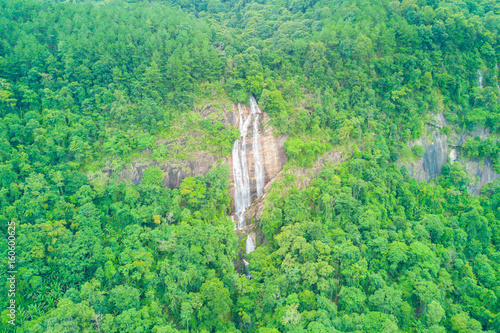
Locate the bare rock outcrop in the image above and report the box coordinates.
[120,154,222,188]
[240,149,344,232]
[465,157,500,195]
[406,131,448,182]
[405,113,499,195]
[107,101,287,203]
[228,103,287,209]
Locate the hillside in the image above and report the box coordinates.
[1,0,500,332]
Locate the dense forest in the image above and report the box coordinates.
[1,0,500,332]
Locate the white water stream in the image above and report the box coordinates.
[246,236,256,255]
[232,103,252,230]
[250,96,265,198]
[232,97,265,253]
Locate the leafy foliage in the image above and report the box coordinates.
[1,0,500,332]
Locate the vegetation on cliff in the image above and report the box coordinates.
[1,0,500,332]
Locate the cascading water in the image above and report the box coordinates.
[232,97,266,254]
[250,96,265,197]
[242,259,252,279]
[478,70,484,88]
[246,234,256,254]
[232,103,252,230]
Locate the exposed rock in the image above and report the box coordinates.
[102,166,113,178]
[241,149,344,229]
[106,101,287,207]
[242,169,284,229]
[449,148,458,164]
[294,150,345,190]
[406,112,449,182]
[421,131,448,182]
[465,157,500,195]
[427,112,447,128]
[120,161,150,185]
[461,126,490,143]
[405,113,499,195]
[228,103,288,209]
[119,154,223,188]
[260,113,288,189]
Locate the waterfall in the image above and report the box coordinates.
[232,103,252,230]
[246,234,256,254]
[250,96,265,197]
[478,70,484,88]
[232,97,265,256]
[242,259,252,279]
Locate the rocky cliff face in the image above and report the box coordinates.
[242,150,344,231]
[405,113,499,195]
[465,157,499,195]
[118,153,222,188]
[406,131,448,182]
[108,101,287,205]
[228,103,287,210]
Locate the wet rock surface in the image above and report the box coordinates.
[228,104,287,210]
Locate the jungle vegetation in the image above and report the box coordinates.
[1,0,500,332]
